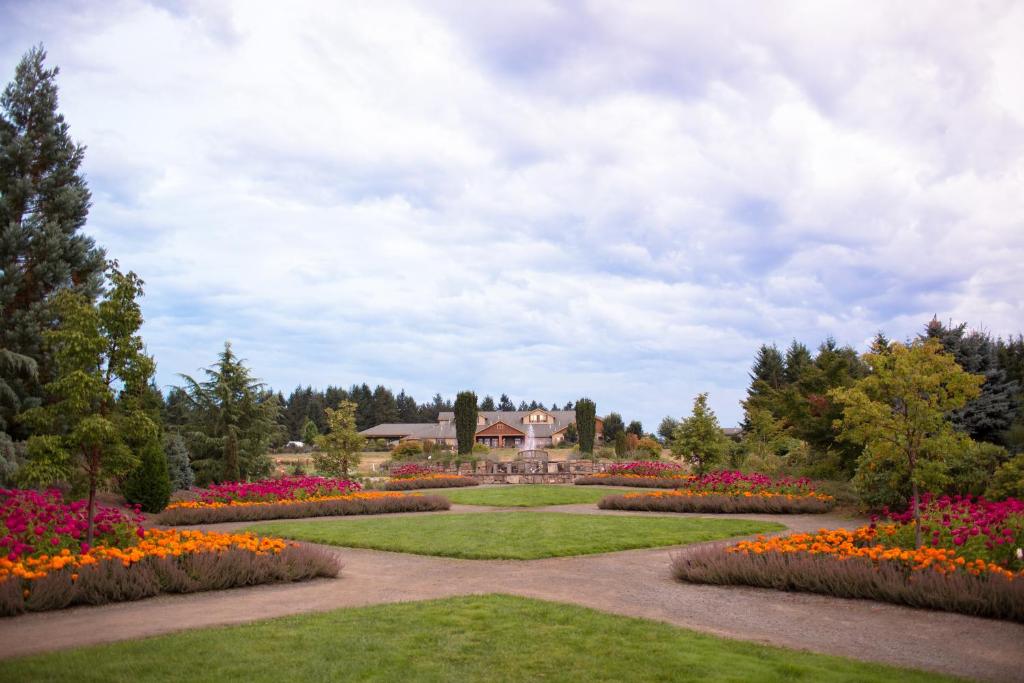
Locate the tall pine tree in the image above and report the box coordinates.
[1,46,106,438]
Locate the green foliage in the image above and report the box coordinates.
[832,339,983,543]
[671,393,729,474]
[16,264,156,544]
[0,46,106,439]
[944,441,1009,497]
[575,398,596,454]
[479,395,495,411]
[453,391,478,455]
[301,418,319,445]
[123,438,171,513]
[625,420,643,437]
[657,416,679,443]
[562,421,578,445]
[613,431,627,458]
[603,412,625,442]
[635,436,662,458]
[163,431,193,490]
[471,442,489,455]
[986,454,1024,500]
[0,432,26,486]
[176,342,280,484]
[313,401,364,478]
[391,440,423,460]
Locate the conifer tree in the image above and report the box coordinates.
[164,431,194,490]
[671,393,729,474]
[123,438,171,513]
[454,390,478,455]
[575,398,596,455]
[0,46,106,437]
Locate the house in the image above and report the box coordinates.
[360,409,604,449]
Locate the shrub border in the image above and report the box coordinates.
[672,542,1024,622]
[383,477,479,491]
[0,543,340,617]
[599,492,835,514]
[158,494,451,525]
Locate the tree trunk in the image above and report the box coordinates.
[911,479,921,549]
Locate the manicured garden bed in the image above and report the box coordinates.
[158,491,450,525]
[246,512,783,560]
[438,484,640,507]
[0,488,338,616]
[673,495,1024,622]
[0,595,957,682]
[382,464,479,490]
[579,467,835,513]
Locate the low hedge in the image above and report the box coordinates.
[0,543,339,617]
[672,542,1024,622]
[158,494,451,525]
[576,476,689,488]
[599,492,835,514]
[383,477,479,491]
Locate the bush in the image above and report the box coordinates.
[158,492,450,525]
[383,476,479,490]
[599,492,834,514]
[946,441,1009,497]
[472,443,490,455]
[122,440,172,513]
[0,543,339,616]
[635,437,662,459]
[0,434,25,487]
[987,455,1024,501]
[672,542,1024,623]
[392,441,423,460]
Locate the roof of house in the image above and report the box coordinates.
[359,423,443,438]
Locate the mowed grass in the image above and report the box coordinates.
[246,512,783,559]
[0,595,960,683]
[437,484,640,507]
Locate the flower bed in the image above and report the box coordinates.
[159,491,451,525]
[584,470,834,513]
[600,489,835,514]
[383,464,479,490]
[672,497,1024,621]
[192,476,362,504]
[0,488,339,616]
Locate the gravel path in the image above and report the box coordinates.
[0,505,1021,682]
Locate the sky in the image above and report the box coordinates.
[2,0,1023,429]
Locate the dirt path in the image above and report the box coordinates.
[0,506,1021,682]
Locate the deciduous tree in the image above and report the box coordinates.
[313,402,364,478]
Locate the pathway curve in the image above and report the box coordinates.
[0,505,1021,682]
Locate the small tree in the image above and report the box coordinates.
[671,393,729,474]
[123,438,171,513]
[831,339,983,548]
[603,412,625,442]
[453,391,478,455]
[626,420,643,437]
[615,432,630,458]
[563,422,578,445]
[657,416,679,443]
[301,418,319,445]
[164,431,194,490]
[17,264,156,546]
[313,401,364,478]
[575,398,596,455]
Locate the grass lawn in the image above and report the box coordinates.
[246,512,783,559]
[437,484,640,507]
[0,595,958,682]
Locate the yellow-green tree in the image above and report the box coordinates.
[18,264,158,545]
[671,393,729,474]
[313,401,364,478]
[830,339,983,547]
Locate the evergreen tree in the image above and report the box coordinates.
[123,438,171,513]
[479,395,496,411]
[614,431,627,458]
[626,420,643,437]
[657,416,679,443]
[177,342,279,484]
[563,422,578,445]
[498,394,515,411]
[370,385,399,425]
[563,401,574,410]
[603,412,625,442]
[575,398,596,455]
[454,390,478,455]
[164,431,193,490]
[395,389,420,421]
[301,417,319,444]
[783,341,813,384]
[518,400,529,410]
[0,46,106,438]
[671,393,729,474]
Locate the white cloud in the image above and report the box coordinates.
[2,0,1022,427]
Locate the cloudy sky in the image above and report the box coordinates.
[3,1,1023,428]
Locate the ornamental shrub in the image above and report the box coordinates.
[987,455,1024,501]
[392,441,423,460]
[123,439,172,513]
[472,443,490,455]
[635,437,661,459]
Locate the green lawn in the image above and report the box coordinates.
[246,512,782,559]
[0,595,959,682]
[437,484,639,507]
